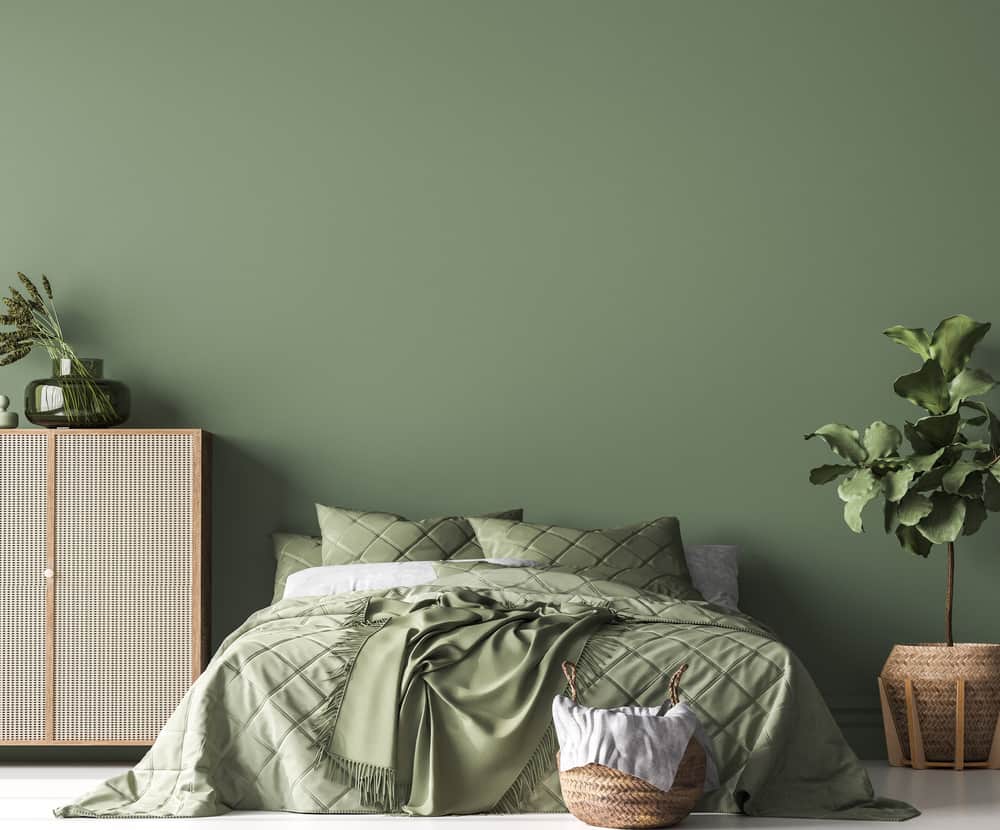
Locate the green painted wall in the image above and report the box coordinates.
[2,0,999,760]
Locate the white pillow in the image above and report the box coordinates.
[282,559,538,599]
[283,553,740,608]
[684,545,740,612]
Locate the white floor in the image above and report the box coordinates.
[1,763,997,828]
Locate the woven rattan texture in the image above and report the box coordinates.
[559,739,706,829]
[882,644,1000,762]
[0,433,48,741]
[54,433,193,742]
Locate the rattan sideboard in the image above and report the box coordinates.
[0,429,210,746]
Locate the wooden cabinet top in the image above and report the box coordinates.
[3,428,210,435]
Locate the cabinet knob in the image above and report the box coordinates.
[43,568,54,579]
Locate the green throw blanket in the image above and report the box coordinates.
[55,563,917,820]
[321,592,610,815]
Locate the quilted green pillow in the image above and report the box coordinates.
[467,516,699,598]
[271,532,323,603]
[316,504,524,568]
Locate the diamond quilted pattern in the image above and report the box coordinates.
[59,570,879,821]
[271,533,323,603]
[317,505,523,566]
[432,561,650,602]
[468,516,697,597]
[272,508,523,601]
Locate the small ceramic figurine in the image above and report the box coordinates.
[0,394,19,428]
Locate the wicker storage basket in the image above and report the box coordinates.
[880,643,1000,768]
[557,662,706,829]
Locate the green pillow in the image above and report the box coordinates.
[315,504,524,568]
[271,532,323,603]
[467,516,698,597]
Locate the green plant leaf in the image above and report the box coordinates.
[838,468,876,499]
[893,360,950,414]
[916,493,967,544]
[884,499,898,533]
[942,460,988,494]
[952,440,991,452]
[962,498,987,535]
[907,447,946,472]
[843,496,876,534]
[897,490,934,526]
[959,470,984,498]
[930,315,991,380]
[809,464,856,484]
[863,421,902,459]
[837,469,880,532]
[805,424,867,464]
[960,399,990,418]
[904,421,935,454]
[949,367,996,403]
[914,467,946,491]
[896,524,933,557]
[882,467,914,502]
[884,325,932,360]
[913,411,961,449]
[957,400,1000,449]
[984,473,1000,511]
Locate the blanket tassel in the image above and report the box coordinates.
[494,637,607,813]
[322,752,401,812]
[493,723,560,814]
[311,603,390,776]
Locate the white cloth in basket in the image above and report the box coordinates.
[552,695,719,794]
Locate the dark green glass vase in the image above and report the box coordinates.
[25,358,131,428]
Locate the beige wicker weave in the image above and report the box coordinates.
[557,661,706,829]
[0,430,210,747]
[880,643,1000,768]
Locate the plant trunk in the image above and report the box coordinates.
[946,541,955,647]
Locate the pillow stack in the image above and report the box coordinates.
[273,504,735,607]
[271,506,521,603]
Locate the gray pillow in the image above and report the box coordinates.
[684,545,740,611]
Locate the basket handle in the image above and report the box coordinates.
[667,663,688,707]
[562,661,689,708]
[562,660,579,701]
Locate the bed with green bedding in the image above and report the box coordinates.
[56,562,917,820]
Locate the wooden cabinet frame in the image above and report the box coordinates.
[0,429,210,746]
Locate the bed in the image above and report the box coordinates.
[56,510,917,821]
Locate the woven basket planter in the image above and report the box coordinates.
[557,663,706,829]
[879,643,1000,769]
[559,740,706,829]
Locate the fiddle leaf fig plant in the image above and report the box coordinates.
[805,315,1000,647]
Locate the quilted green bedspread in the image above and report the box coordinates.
[56,564,917,820]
